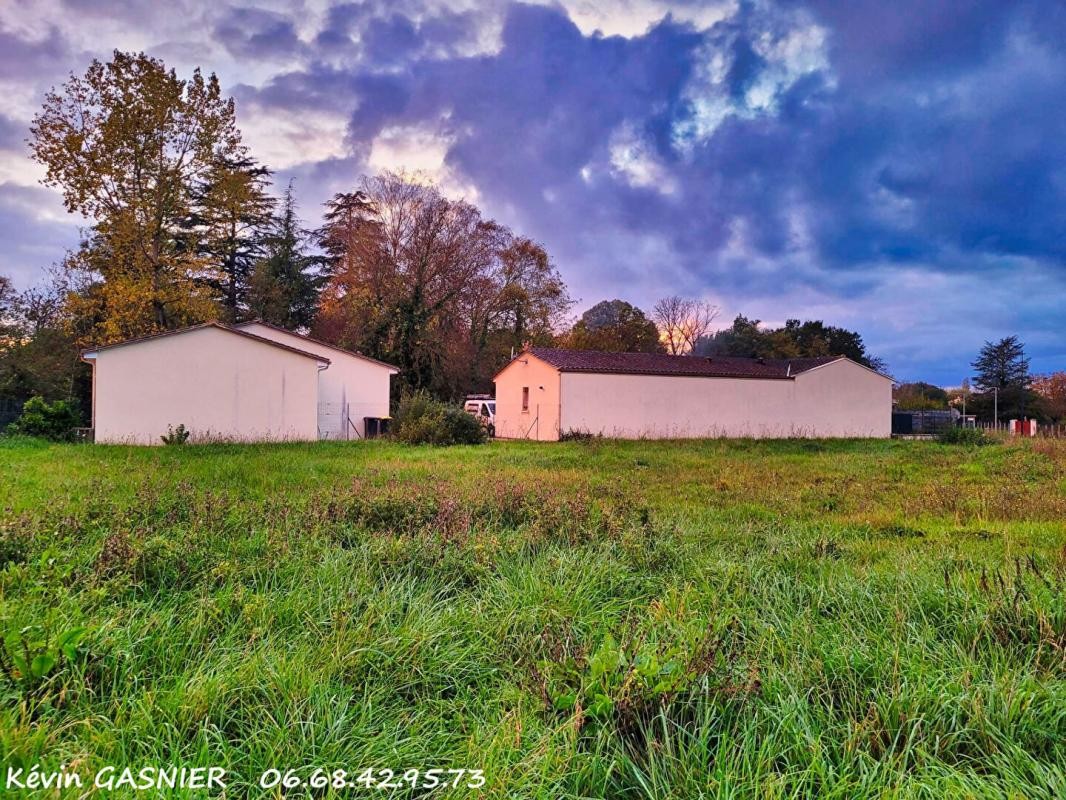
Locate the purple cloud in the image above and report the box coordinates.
[0,0,1063,383]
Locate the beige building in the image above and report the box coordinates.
[233,321,397,439]
[493,348,892,440]
[82,322,397,444]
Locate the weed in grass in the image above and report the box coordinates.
[0,437,1064,798]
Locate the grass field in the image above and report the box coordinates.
[1,436,1064,798]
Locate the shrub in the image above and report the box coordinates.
[7,396,80,441]
[560,428,602,442]
[161,424,191,445]
[392,391,487,446]
[938,425,993,446]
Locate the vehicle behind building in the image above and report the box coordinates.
[464,395,496,436]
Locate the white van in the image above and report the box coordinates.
[463,395,496,436]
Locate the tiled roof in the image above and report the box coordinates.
[523,347,840,379]
[81,322,330,363]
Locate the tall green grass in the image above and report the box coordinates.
[0,436,1063,797]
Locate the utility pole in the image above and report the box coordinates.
[993,386,998,428]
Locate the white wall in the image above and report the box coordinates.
[792,360,892,437]
[493,354,562,440]
[237,323,395,439]
[557,358,891,439]
[90,326,322,444]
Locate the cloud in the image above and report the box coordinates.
[0,113,25,150]
[0,0,1062,383]
[0,183,80,289]
[213,7,305,61]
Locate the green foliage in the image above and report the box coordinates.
[560,299,663,353]
[538,623,730,736]
[559,428,602,442]
[698,314,887,372]
[392,391,487,445]
[181,155,276,321]
[248,182,322,330]
[0,624,87,698]
[160,423,191,445]
[938,425,993,446]
[972,335,1030,392]
[895,381,949,410]
[8,396,80,441]
[0,280,92,414]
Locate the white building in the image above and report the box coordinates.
[493,347,892,440]
[233,321,397,439]
[82,322,397,444]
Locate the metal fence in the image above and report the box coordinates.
[976,421,1066,438]
[891,410,957,435]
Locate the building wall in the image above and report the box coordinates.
[239,323,394,439]
[555,358,891,440]
[493,354,561,440]
[91,326,322,444]
[792,360,892,437]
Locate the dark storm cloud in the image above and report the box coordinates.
[2,0,1063,381]
[0,25,74,79]
[213,7,305,60]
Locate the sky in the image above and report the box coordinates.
[0,0,1064,384]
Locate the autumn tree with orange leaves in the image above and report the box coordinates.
[29,51,247,344]
[314,173,570,397]
[1032,372,1066,422]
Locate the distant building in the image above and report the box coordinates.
[82,322,397,444]
[493,347,892,440]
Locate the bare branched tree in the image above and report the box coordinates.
[652,295,720,355]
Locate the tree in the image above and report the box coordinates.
[971,336,1030,392]
[314,172,570,396]
[1031,372,1066,423]
[458,234,571,394]
[0,275,16,346]
[652,296,719,355]
[695,315,886,372]
[894,382,949,411]
[183,155,275,321]
[558,300,663,353]
[695,315,772,358]
[971,336,1032,421]
[781,319,886,372]
[314,188,388,354]
[29,51,245,343]
[0,275,90,420]
[248,183,322,330]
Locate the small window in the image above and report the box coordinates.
[521,387,529,412]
